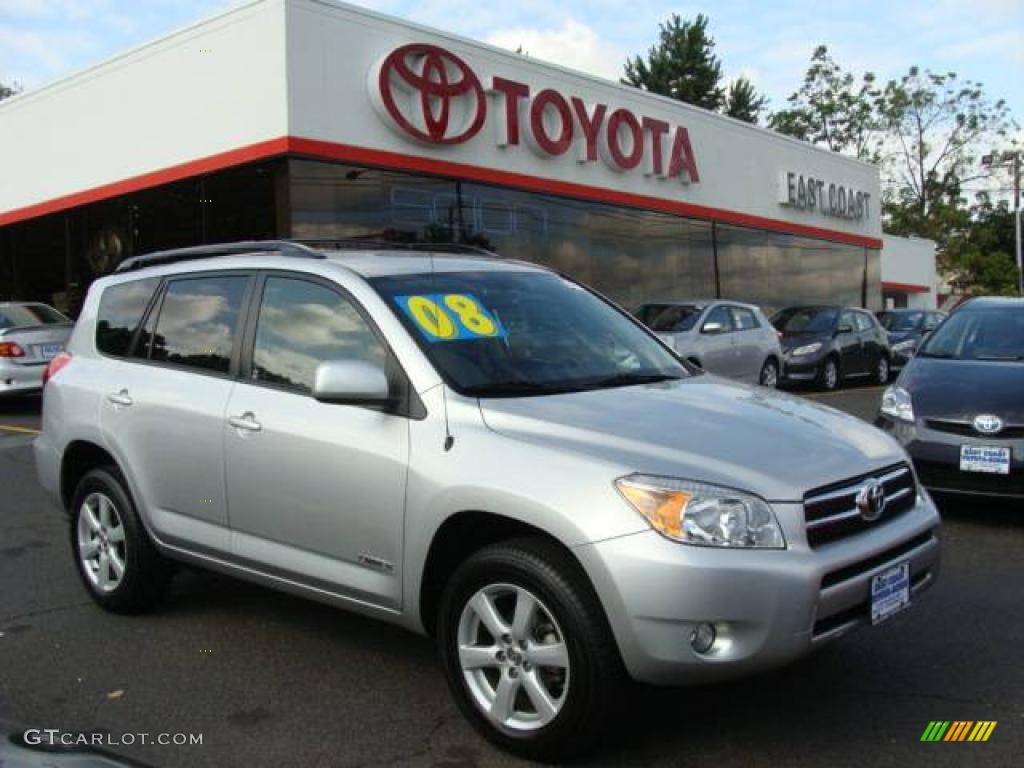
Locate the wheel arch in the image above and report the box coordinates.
[61,440,120,512]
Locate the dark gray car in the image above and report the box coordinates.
[633,300,783,387]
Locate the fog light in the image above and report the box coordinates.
[689,622,716,654]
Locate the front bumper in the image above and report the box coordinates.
[877,416,1024,499]
[0,360,45,395]
[574,496,940,685]
[781,350,827,381]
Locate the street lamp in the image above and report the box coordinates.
[981,151,1022,297]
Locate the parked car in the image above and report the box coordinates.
[0,302,73,396]
[773,305,892,390]
[876,309,946,370]
[877,297,1023,501]
[633,300,783,387]
[35,241,941,761]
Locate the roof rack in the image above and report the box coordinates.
[114,238,500,273]
[114,241,324,273]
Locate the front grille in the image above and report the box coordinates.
[804,464,916,548]
[915,460,1024,496]
[925,419,1024,440]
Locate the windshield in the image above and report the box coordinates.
[371,270,688,396]
[634,304,702,332]
[919,307,1024,361]
[878,311,923,332]
[771,307,838,335]
[0,303,69,330]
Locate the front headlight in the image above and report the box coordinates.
[615,474,786,548]
[880,385,915,422]
[891,339,916,353]
[791,341,823,356]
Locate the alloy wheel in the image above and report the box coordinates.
[77,492,127,593]
[457,584,571,732]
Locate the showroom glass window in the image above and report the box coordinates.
[251,277,386,394]
[149,275,249,374]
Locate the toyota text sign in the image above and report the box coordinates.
[371,44,700,184]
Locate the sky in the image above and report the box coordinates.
[1,0,1021,122]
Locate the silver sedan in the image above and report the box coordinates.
[634,299,784,387]
[0,302,73,395]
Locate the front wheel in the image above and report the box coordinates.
[819,357,840,391]
[437,538,624,762]
[759,358,779,388]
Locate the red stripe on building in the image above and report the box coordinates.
[882,281,931,294]
[0,135,885,250]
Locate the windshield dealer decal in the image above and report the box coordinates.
[395,293,507,342]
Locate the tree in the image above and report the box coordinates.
[878,67,1012,225]
[941,193,1020,295]
[724,77,768,124]
[624,14,725,112]
[0,80,21,102]
[769,46,883,161]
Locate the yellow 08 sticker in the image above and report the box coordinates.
[395,293,506,343]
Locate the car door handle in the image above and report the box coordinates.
[228,412,262,432]
[106,389,133,407]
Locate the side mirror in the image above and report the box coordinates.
[313,360,394,405]
[701,321,725,335]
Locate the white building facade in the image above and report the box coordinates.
[0,0,885,316]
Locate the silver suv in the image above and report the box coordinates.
[35,241,941,761]
[633,300,783,387]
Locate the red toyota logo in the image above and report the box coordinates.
[376,44,486,145]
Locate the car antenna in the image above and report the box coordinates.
[429,245,455,452]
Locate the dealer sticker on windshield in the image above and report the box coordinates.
[395,293,507,343]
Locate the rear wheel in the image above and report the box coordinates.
[437,538,624,762]
[70,467,171,613]
[819,357,840,391]
[759,358,779,388]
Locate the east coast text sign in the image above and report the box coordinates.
[777,171,871,222]
[369,44,701,184]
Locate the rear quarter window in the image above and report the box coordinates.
[96,278,161,357]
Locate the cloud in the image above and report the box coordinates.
[486,18,627,82]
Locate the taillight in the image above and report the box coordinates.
[0,341,25,358]
[43,352,72,386]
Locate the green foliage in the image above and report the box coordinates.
[941,194,1021,296]
[724,77,768,125]
[623,14,766,124]
[768,45,883,161]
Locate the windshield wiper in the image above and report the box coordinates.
[463,381,585,397]
[578,372,683,391]
[973,354,1024,361]
[916,351,956,359]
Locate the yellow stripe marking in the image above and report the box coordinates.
[981,721,997,741]
[0,424,40,435]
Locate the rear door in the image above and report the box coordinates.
[99,272,253,555]
[223,273,410,609]
[728,306,763,382]
[855,310,885,365]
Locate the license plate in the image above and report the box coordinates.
[871,561,910,625]
[960,445,1011,475]
[39,343,64,360]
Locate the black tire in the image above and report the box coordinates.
[818,356,840,391]
[69,466,171,613]
[437,537,625,762]
[875,354,890,384]
[759,358,779,388]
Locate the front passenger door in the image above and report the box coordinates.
[696,305,737,376]
[224,274,410,610]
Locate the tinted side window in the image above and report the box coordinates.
[149,275,249,374]
[924,313,941,330]
[839,310,856,332]
[252,277,386,394]
[95,278,161,357]
[854,312,873,332]
[703,305,735,333]
[730,307,760,330]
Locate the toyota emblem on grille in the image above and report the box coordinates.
[973,414,1004,435]
[855,480,886,522]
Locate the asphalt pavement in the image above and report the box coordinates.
[0,386,1021,768]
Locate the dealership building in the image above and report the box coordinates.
[0,0,935,316]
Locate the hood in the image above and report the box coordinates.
[901,358,1024,422]
[478,376,905,501]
